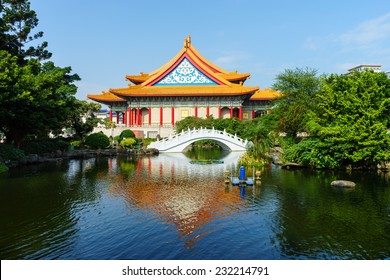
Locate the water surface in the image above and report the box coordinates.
[0,152,389,259]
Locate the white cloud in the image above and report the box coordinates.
[339,12,390,47]
[304,12,390,52]
[334,62,359,73]
[214,51,250,69]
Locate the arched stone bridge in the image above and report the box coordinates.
[148,127,251,153]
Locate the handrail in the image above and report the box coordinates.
[149,127,248,152]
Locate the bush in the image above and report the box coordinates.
[120,129,135,139]
[85,133,110,149]
[21,138,69,154]
[0,162,8,173]
[120,138,136,149]
[0,144,26,160]
[283,137,339,168]
[70,140,81,147]
[142,138,156,147]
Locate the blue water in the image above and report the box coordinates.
[0,153,389,259]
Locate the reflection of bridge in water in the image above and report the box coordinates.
[148,127,250,153]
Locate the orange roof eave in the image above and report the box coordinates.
[87,91,127,103]
[250,88,283,100]
[220,73,250,82]
[110,85,259,97]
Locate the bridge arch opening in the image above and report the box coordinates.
[182,139,231,152]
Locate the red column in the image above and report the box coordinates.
[171,107,175,126]
[218,106,221,118]
[148,107,151,125]
[123,111,127,125]
[160,107,163,126]
[206,106,210,117]
[109,110,113,122]
[137,107,141,126]
[127,107,131,126]
[252,110,256,119]
[116,112,119,124]
[230,106,233,118]
[195,106,198,118]
[239,106,242,120]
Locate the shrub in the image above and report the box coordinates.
[21,138,69,154]
[120,129,135,139]
[0,162,8,173]
[142,138,156,147]
[85,133,110,149]
[70,140,81,147]
[283,137,339,168]
[120,138,136,149]
[0,144,26,160]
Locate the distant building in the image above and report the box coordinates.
[348,64,382,74]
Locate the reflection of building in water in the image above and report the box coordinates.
[109,154,252,248]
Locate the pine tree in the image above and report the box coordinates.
[0,0,51,62]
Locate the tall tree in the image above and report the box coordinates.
[0,50,80,146]
[0,0,51,62]
[308,70,390,168]
[64,100,102,140]
[272,67,321,137]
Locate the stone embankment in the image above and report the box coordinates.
[6,148,159,168]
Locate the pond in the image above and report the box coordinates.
[0,151,389,259]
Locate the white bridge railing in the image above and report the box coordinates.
[148,127,250,153]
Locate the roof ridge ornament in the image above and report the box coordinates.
[184,35,191,49]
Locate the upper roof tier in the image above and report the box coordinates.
[108,36,258,98]
[126,35,251,85]
[88,36,260,102]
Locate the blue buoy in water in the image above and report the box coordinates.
[239,166,246,180]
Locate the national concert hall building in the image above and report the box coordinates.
[87,36,281,138]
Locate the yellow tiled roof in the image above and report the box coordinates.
[89,36,259,101]
[88,91,126,102]
[110,84,259,97]
[250,88,283,100]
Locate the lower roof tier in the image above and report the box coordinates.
[110,84,259,97]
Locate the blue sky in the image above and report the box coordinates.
[30,0,390,101]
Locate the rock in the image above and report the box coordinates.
[27,154,39,163]
[281,162,306,169]
[331,180,356,188]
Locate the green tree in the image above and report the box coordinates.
[272,67,321,137]
[85,132,109,149]
[119,129,135,139]
[298,70,390,168]
[175,116,207,133]
[242,114,278,160]
[0,0,51,62]
[65,100,101,140]
[0,50,80,146]
[120,138,136,149]
[175,116,245,137]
